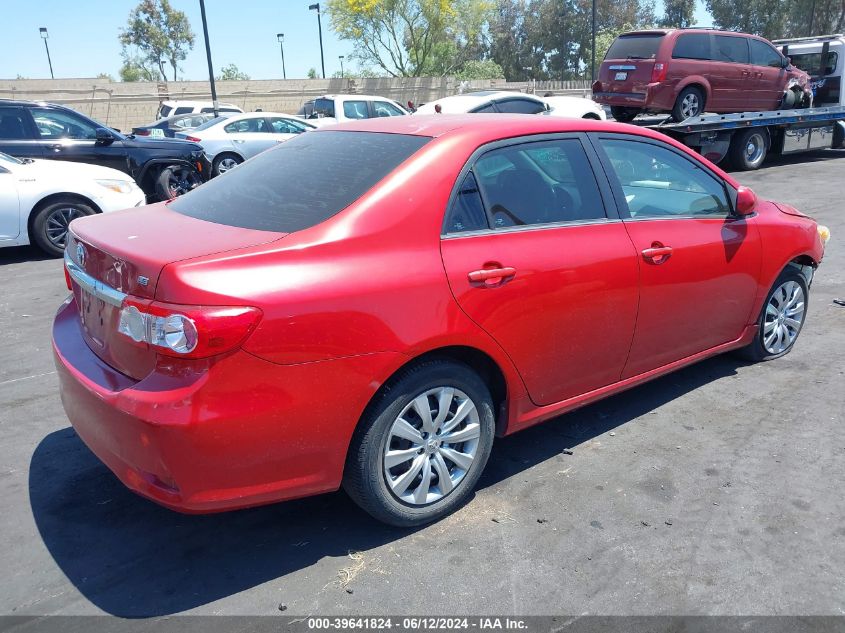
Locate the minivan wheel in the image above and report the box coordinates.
[610,106,640,122]
[343,359,495,527]
[735,268,808,362]
[31,198,96,257]
[729,128,768,171]
[672,87,704,121]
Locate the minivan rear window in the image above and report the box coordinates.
[605,34,664,60]
[168,131,431,232]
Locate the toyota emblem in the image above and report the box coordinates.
[76,243,87,269]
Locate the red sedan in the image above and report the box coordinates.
[53,115,827,526]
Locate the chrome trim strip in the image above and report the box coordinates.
[608,65,637,70]
[64,251,127,308]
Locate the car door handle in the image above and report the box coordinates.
[232,139,245,144]
[641,244,673,264]
[468,266,516,285]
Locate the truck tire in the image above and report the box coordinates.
[729,128,769,171]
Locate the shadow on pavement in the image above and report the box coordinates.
[29,354,743,617]
[0,245,55,265]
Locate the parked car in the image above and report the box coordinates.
[131,112,216,139]
[156,100,243,119]
[0,100,210,201]
[175,112,315,176]
[297,94,409,125]
[0,151,144,256]
[54,115,827,527]
[414,90,607,119]
[593,29,813,121]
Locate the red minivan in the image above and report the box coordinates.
[593,29,812,122]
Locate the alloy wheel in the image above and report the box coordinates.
[763,280,805,354]
[217,157,239,173]
[681,93,700,119]
[45,206,85,249]
[383,387,481,506]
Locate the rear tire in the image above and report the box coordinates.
[735,268,809,362]
[343,359,495,527]
[610,106,639,122]
[671,86,705,121]
[31,198,96,257]
[154,165,202,201]
[728,128,768,171]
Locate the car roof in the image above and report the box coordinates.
[322,114,740,186]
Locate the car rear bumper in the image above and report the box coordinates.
[52,296,403,513]
[593,83,676,111]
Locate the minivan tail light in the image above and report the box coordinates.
[117,298,262,359]
[651,62,668,83]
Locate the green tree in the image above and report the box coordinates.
[455,58,505,79]
[326,0,495,77]
[307,67,319,79]
[659,0,695,27]
[119,0,195,82]
[118,50,160,82]
[707,0,844,38]
[216,63,250,81]
[96,72,115,81]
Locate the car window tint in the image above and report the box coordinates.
[672,33,711,60]
[0,107,32,140]
[599,138,730,219]
[373,101,405,117]
[343,101,371,119]
[470,103,498,113]
[159,105,173,117]
[749,39,783,68]
[789,51,838,75]
[169,131,431,232]
[313,98,335,118]
[495,98,546,114]
[224,117,269,133]
[446,172,488,233]
[714,35,749,64]
[605,34,664,60]
[269,117,307,133]
[474,139,605,227]
[173,107,194,115]
[30,108,98,140]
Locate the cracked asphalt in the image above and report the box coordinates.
[1,149,843,620]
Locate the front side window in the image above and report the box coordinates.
[269,117,308,134]
[343,101,371,119]
[749,39,783,68]
[373,101,405,117]
[495,98,546,114]
[713,35,750,64]
[224,117,269,133]
[0,107,32,140]
[30,108,98,140]
[472,139,605,228]
[673,33,711,60]
[169,131,430,232]
[599,138,730,219]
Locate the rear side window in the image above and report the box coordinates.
[605,34,664,60]
[173,106,194,115]
[714,35,749,64]
[169,131,430,232]
[673,33,711,60]
[224,117,269,133]
[749,39,783,67]
[446,172,488,233]
[0,106,32,140]
[470,103,498,113]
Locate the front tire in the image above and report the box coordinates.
[154,165,203,201]
[736,268,809,362]
[31,198,96,257]
[343,360,495,527]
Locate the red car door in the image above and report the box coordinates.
[440,136,639,406]
[592,134,762,378]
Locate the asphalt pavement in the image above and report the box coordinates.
[1,150,843,620]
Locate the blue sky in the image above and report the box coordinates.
[2,0,713,81]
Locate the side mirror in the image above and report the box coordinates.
[735,185,758,215]
[781,56,790,69]
[95,127,115,144]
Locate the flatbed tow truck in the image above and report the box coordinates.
[642,34,845,170]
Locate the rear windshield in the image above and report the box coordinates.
[313,98,336,118]
[789,51,839,75]
[605,34,664,60]
[168,131,431,232]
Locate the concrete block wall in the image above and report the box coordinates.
[0,77,592,131]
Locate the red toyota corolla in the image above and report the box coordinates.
[53,115,827,526]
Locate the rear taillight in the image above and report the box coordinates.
[185,136,202,142]
[116,298,262,359]
[134,129,151,136]
[651,62,668,83]
[64,262,72,291]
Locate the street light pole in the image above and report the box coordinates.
[39,28,54,79]
[590,0,597,82]
[277,33,287,79]
[339,55,344,79]
[198,0,219,117]
[309,3,326,79]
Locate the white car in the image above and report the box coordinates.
[156,100,244,119]
[414,91,607,120]
[0,152,145,256]
[296,94,409,126]
[175,112,315,176]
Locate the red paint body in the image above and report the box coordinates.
[53,115,825,512]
